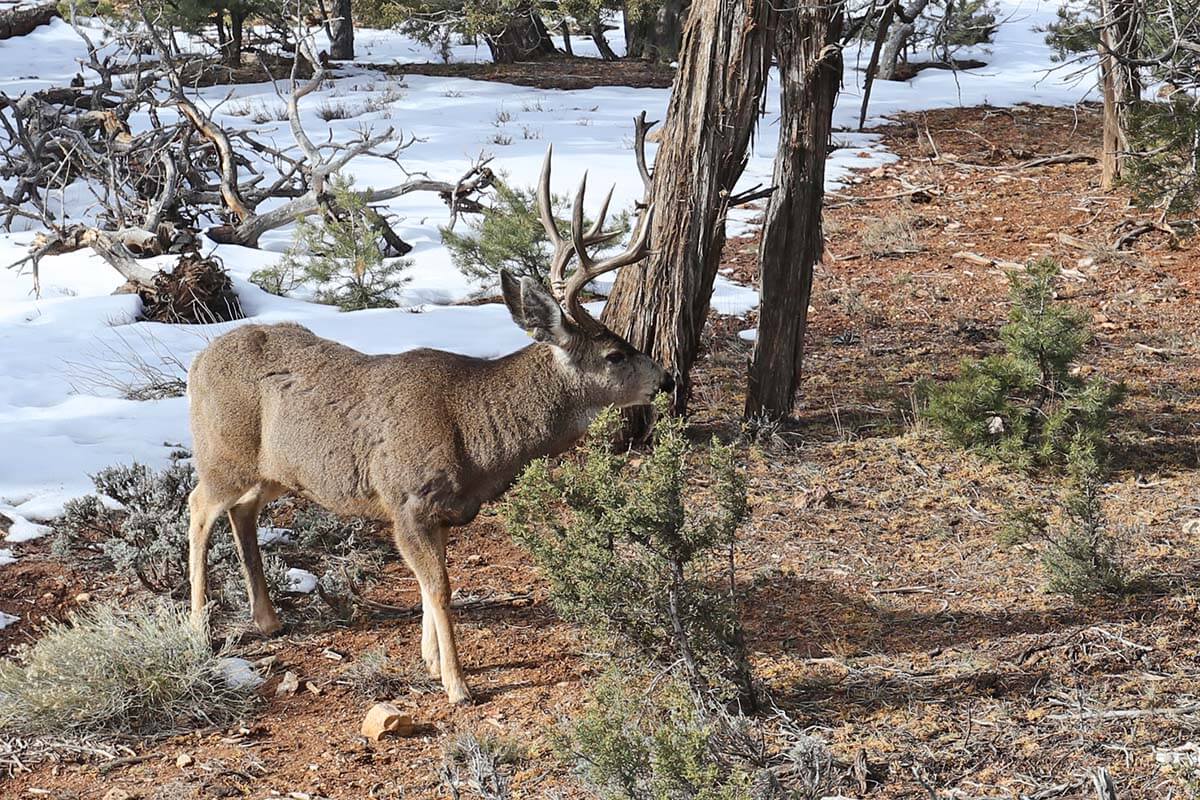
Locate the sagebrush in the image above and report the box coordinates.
[0,602,251,737]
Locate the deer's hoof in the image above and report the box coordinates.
[447,685,474,706]
[254,615,283,637]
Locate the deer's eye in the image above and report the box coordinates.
[605,352,627,365]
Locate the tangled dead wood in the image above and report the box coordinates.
[0,5,494,312]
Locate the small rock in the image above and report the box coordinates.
[1184,519,1200,536]
[987,415,1005,435]
[360,703,414,741]
[74,592,91,603]
[276,670,300,696]
[102,789,136,800]
[175,752,194,768]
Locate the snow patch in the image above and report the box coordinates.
[215,657,265,690]
[257,526,294,546]
[285,568,319,594]
[0,549,15,567]
[0,612,18,630]
[1,506,51,542]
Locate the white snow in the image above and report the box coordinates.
[0,2,1097,529]
[0,548,15,567]
[257,526,294,546]
[215,656,266,690]
[0,612,18,630]
[284,568,319,594]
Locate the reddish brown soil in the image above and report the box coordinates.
[4,103,1199,800]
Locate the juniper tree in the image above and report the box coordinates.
[503,395,751,700]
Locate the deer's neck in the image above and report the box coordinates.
[456,344,598,494]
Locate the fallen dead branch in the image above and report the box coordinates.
[1017,152,1098,169]
[1111,219,1178,250]
[953,250,1026,272]
[1047,702,1200,721]
[827,185,938,206]
[355,593,534,619]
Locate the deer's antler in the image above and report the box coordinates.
[536,145,655,334]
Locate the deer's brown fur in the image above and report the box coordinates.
[186,149,669,703]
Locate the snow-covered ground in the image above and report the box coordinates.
[0,2,1096,560]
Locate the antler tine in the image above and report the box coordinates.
[539,145,575,303]
[564,168,656,331]
[584,184,615,240]
[633,110,659,197]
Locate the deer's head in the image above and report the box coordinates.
[500,147,673,409]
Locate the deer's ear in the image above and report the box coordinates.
[500,270,569,345]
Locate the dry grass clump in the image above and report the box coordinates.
[440,732,524,800]
[337,645,413,699]
[860,209,921,256]
[0,601,252,737]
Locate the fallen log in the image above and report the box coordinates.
[0,1,59,40]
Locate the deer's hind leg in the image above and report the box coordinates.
[227,483,286,635]
[188,479,236,632]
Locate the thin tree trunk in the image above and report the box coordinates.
[1098,0,1141,189]
[876,0,931,80]
[601,0,776,423]
[590,17,618,60]
[745,4,844,420]
[328,0,354,60]
[486,9,557,63]
[624,4,651,59]
[226,9,245,68]
[560,19,573,56]
[623,0,685,62]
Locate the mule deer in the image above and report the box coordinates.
[186,147,670,703]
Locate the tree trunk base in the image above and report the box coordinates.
[127,254,244,324]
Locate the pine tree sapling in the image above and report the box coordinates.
[503,396,750,698]
[269,175,411,311]
[1042,441,1138,599]
[442,178,628,286]
[925,259,1124,469]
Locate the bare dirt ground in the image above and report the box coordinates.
[3,102,1199,799]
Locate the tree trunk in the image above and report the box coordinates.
[601,0,776,421]
[226,9,245,68]
[623,0,685,62]
[876,0,931,80]
[590,17,618,60]
[745,4,844,420]
[1098,0,1141,189]
[560,19,573,56]
[328,0,354,60]
[486,9,558,63]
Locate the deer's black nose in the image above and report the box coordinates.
[660,374,676,394]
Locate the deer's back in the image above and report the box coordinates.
[188,323,477,520]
